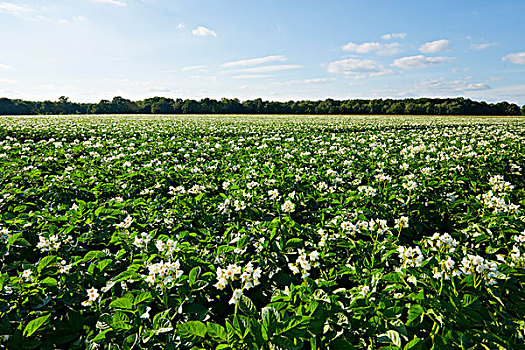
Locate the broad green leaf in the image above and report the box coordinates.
[407,304,424,326]
[110,297,134,310]
[37,255,56,273]
[134,291,152,305]
[404,337,422,349]
[207,322,227,342]
[189,266,200,286]
[239,295,257,317]
[177,321,207,340]
[23,314,51,337]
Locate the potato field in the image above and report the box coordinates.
[1,115,525,349]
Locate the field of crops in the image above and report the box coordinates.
[1,114,525,349]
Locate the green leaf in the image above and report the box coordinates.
[6,232,22,248]
[82,250,106,262]
[238,295,257,317]
[112,270,142,283]
[23,314,51,337]
[153,309,172,332]
[262,307,279,341]
[40,277,57,287]
[407,304,424,326]
[271,335,302,350]
[37,255,56,273]
[189,266,200,287]
[285,238,303,249]
[123,334,138,350]
[134,291,152,305]
[207,322,227,342]
[275,316,308,338]
[92,329,111,343]
[111,311,132,331]
[97,259,112,272]
[384,330,402,347]
[177,321,207,340]
[109,297,134,310]
[404,337,422,349]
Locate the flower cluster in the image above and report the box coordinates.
[289,249,320,278]
[155,238,178,256]
[460,254,500,286]
[394,216,409,229]
[489,175,514,194]
[36,234,72,252]
[116,215,133,229]
[357,186,377,197]
[144,260,183,288]
[133,232,152,250]
[479,191,519,213]
[397,246,424,268]
[281,200,295,213]
[425,232,458,253]
[478,175,520,213]
[432,256,461,280]
[214,262,261,304]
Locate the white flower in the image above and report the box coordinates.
[359,285,370,297]
[281,200,295,213]
[87,287,100,302]
[140,306,151,319]
[229,289,243,304]
[21,269,33,281]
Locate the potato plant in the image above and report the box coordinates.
[0,115,524,349]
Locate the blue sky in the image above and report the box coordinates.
[0,0,524,104]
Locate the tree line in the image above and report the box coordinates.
[0,96,524,116]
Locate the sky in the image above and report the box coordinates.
[0,0,524,105]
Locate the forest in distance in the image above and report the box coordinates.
[0,96,524,116]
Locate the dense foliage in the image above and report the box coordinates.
[0,96,523,116]
[1,115,525,349]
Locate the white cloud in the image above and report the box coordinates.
[303,78,336,84]
[222,55,287,68]
[415,78,491,94]
[272,78,336,86]
[342,42,402,56]
[502,52,525,65]
[182,65,208,72]
[192,26,217,37]
[0,63,11,70]
[327,58,391,77]
[381,33,407,40]
[370,69,394,77]
[232,74,275,79]
[58,16,90,26]
[391,55,454,69]
[0,78,16,84]
[234,64,302,73]
[0,2,33,15]
[464,83,491,91]
[177,23,185,29]
[471,43,497,50]
[90,0,127,7]
[0,2,44,20]
[419,39,451,53]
